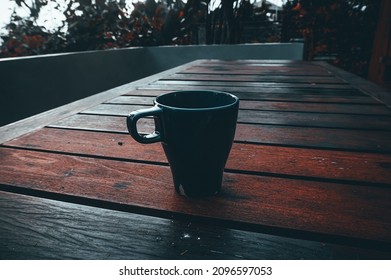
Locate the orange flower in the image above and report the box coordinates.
[292,2,301,11]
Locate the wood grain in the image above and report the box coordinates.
[163,73,346,84]
[80,104,391,130]
[2,191,388,260]
[2,59,391,260]
[138,86,379,104]
[4,128,391,185]
[181,62,332,76]
[106,96,391,115]
[48,114,391,152]
[0,147,390,246]
[151,80,352,89]
[315,61,391,107]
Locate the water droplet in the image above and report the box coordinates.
[181,233,191,239]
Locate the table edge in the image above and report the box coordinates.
[313,61,391,108]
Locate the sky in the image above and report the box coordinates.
[0,0,285,35]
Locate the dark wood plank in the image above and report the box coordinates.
[182,61,332,76]
[4,128,391,186]
[237,110,391,130]
[107,96,391,115]
[80,104,391,130]
[200,59,308,65]
[48,114,391,152]
[316,61,391,107]
[138,85,377,102]
[2,191,388,260]
[50,115,130,133]
[163,73,346,84]
[234,123,391,153]
[198,59,308,65]
[0,148,390,246]
[124,85,383,105]
[152,80,352,89]
[181,65,331,76]
[238,101,390,115]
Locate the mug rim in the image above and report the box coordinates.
[154,90,239,111]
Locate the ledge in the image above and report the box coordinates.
[0,43,304,126]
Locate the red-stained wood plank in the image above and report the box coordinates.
[48,114,391,152]
[237,110,391,130]
[234,123,391,152]
[80,104,391,130]
[106,96,391,115]
[4,128,391,185]
[0,147,390,244]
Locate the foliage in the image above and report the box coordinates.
[205,0,277,44]
[0,0,382,79]
[281,0,381,77]
[0,0,66,57]
[0,0,280,58]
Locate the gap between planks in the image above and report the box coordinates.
[45,114,391,153]
[3,127,391,187]
[0,147,390,249]
[4,190,386,260]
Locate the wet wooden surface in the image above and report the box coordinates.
[0,59,390,259]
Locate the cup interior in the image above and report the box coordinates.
[155,91,238,110]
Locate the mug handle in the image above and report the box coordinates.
[127,106,163,144]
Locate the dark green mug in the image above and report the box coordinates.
[127,90,239,197]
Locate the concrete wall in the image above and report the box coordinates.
[0,43,303,126]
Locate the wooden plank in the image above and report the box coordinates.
[206,59,313,64]
[315,61,391,107]
[183,61,330,74]
[127,88,378,104]
[238,110,391,130]
[48,114,391,152]
[2,191,388,260]
[107,96,391,115]
[0,147,390,245]
[198,59,308,65]
[234,123,391,153]
[139,85,374,100]
[5,128,391,185]
[0,60,201,144]
[163,73,346,84]
[181,66,331,76]
[152,80,352,89]
[80,104,391,130]
[136,85,364,96]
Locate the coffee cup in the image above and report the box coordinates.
[127,90,239,197]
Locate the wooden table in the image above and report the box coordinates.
[1,59,390,259]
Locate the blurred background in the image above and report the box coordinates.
[0,0,388,84]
